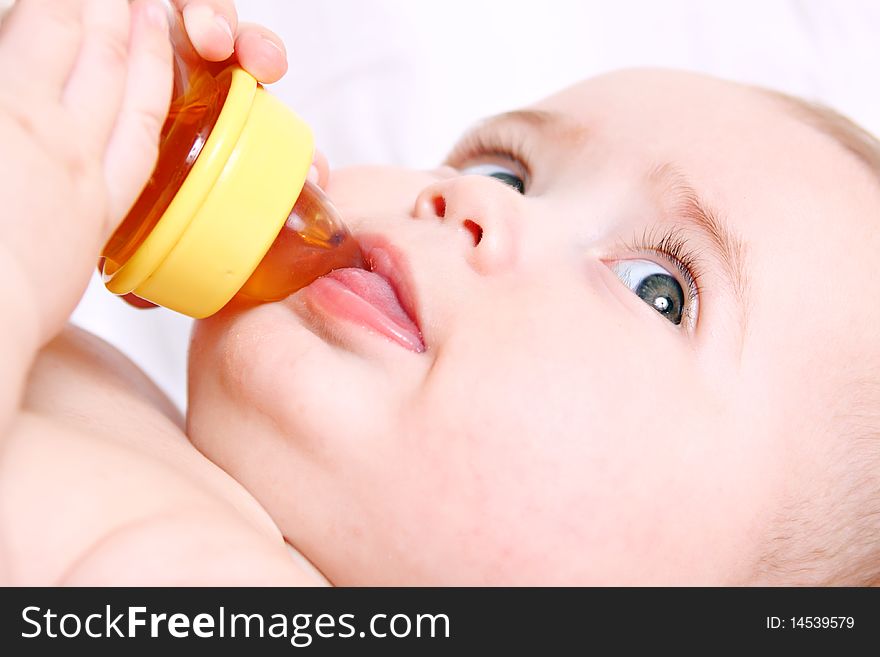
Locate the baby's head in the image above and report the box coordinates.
[187,69,880,585]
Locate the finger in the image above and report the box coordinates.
[103,0,173,227]
[62,0,131,152]
[97,258,158,308]
[120,292,159,309]
[0,0,85,97]
[234,23,287,84]
[174,0,236,61]
[309,149,330,189]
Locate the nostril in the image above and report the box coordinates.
[433,195,446,218]
[462,219,483,246]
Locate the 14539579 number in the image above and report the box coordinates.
[766,616,855,630]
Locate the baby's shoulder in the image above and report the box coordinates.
[3,326,323,585]
[23,323,183,431]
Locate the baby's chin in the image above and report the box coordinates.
[187,299,391,469]
[185,306,324,503]
[188,302,321,434]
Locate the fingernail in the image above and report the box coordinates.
[144,1,168,30]
[183,5,232,46]
[183,5,211,37]
[215,14,234,42]
[261,35,286,56]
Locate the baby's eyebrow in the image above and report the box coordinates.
[647,163,750,332]
[475,109,589,142]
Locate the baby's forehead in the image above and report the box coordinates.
[538,69,879,183]
[760,89,880,179]
[526,71,880,230]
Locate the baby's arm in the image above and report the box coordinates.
[0,0,289,427]
[0,0,172,427]
[0,0,316,585]
[0,0,292,414]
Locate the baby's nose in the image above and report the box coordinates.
[412,175,522,275]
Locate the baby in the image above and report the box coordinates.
[2,0,879,586]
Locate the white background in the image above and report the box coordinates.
[60,0,880,411]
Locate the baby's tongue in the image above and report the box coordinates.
[322,268,424,352]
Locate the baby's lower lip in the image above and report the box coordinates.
[301,268,425,352]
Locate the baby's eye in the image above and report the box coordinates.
[611,259,686,325]
[458,162,526,194]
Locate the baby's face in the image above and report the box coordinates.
[188,70,880,584]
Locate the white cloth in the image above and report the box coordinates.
[69,0,880,411]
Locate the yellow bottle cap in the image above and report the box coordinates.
[103,66,314,318]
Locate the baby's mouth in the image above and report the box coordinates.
[305,236,425,352]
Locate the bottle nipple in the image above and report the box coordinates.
[237,179,364,302]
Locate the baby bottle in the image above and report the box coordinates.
[100,3,362,318]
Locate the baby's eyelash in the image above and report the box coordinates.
[623,226,704,325]
[446,131,533,184]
